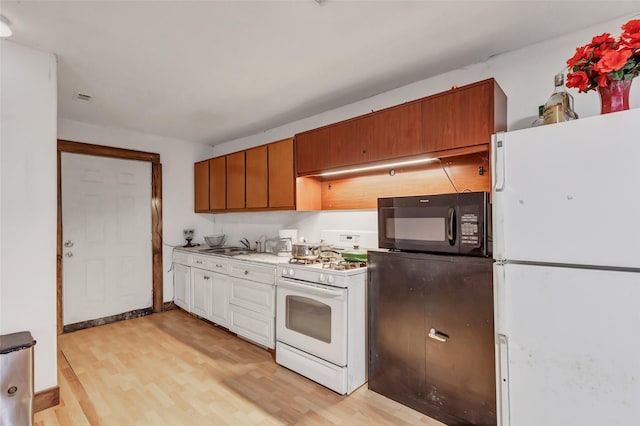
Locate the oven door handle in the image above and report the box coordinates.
[278,279,346,299]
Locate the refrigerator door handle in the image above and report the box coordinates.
[497,333,511,426]
[493,132,506,192]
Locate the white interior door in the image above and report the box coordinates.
[61,153,152,326]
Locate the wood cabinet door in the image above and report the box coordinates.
[209,156,226,211]
[329,116,371,168]
[194,160,210,212]
[453,82,491,148]
[422,81,491,152]
[245,145,268,209]
[226,151,245,209]
[295,127,331,175]
[369,102,422,161]
[268,138,295,209]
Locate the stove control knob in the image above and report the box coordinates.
[281,269,287,277]
[319,273,326,283]
[327,275,335,284]
[288,268,295,277]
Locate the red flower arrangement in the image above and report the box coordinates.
[566,19,640,92]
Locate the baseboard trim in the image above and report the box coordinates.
[63,308,153,333]
[34,386,60,412]
[163,301,177,311]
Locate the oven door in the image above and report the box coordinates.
[276,277,347,367]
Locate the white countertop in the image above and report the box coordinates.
[174,245,291,266]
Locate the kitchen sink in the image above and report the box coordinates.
[198,246,251,256]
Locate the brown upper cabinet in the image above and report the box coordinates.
[369,102,422,161]
[329,116,371,169]
[194,160,210,212]
[245,145,268,209]
[422,79,507,152]
[294,78,506,176]
[209,156,226,211]
[226,151,245,209]
[295,126,331,175]
[268,138,295,209]
[194,138,296,213]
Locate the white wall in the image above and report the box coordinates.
[58,119,215,302]
[209,210,379,249]
[204,13,640,241]
[1,40,58,392]
[211,12,640,158]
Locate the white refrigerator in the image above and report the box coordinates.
[492,108,640,426]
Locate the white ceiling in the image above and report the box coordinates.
[2,1,640,146]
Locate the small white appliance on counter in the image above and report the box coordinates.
[275,230,374,395]
[492,108,640,426]
[276,229,297,257]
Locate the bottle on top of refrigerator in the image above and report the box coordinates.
[531,105,545,127]
[543,73,578,125]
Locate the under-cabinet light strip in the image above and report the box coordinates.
[318,157,438,177]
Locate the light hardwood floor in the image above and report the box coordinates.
[35,310,444,426]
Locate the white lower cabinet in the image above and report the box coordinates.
[228,260,276,349]
[173,263,191,311]
[172,251,192,311]
[175,249,276,350]
[190,267,212,318]
[229,305,275,349]
[191,267,230,327]
[228,279,275,348]
[210,273,230,327]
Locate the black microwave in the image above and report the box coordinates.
[378,192,492,257]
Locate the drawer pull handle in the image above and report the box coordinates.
[428,328,449,343]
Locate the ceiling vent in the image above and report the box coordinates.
[73,92,92,103]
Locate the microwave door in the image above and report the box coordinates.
[378,205,458,254]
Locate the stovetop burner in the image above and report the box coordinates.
[288,256,367,270]
[288,257,320,265]
[323,260,367,270]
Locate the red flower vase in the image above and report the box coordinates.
[597,79,633,114]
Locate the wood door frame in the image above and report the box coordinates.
[57,140,163,334]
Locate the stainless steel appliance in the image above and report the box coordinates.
[378,192,491,257]
[1,331,36,426]
[370,192,496,425]
[275,231,371,395]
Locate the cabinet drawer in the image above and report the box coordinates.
[191,254,229,273]
[172,250,191,266]
[229,279,275,316]
[229,305,275,349]
[229,261,275,284]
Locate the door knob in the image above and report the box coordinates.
[64,240,74,247]
[65,252,73,258]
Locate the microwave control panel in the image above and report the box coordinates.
[460,212,480,246]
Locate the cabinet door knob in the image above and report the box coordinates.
[244,270,249,275]
[428,328,449,343]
